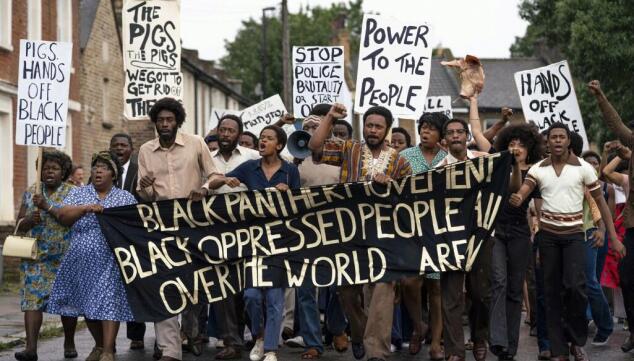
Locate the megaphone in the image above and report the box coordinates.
[287,130,312,159]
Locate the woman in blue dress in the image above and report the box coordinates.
[47,151,137,361]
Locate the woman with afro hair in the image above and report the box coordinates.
[489,123,544,360]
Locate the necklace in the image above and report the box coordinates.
[362,144,393,179]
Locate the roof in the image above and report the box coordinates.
[428,56,547,111]
[478,58,547,110]
[79,0,100,50]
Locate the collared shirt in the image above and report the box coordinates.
[211,145,260,193]
[137,132,219,201]
[120,160,130,188]
[438,149,488,167]
[526,153,600,234]
[318,139,411,182]
[400,146,447,174]
[226,159,300,191]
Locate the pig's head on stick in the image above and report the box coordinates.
[441,55,485,99]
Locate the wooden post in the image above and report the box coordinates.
[34,147,43,195]
[281,0,291,112]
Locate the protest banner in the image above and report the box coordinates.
[354,14,432,117]
[122,0,182,120]
[514,60,588,149]
[293,46,345,117]
[208,108,242,133]
[241,94,290,136]
[423,96,453,118]
[98,151,512,321]
[15,40,72,148]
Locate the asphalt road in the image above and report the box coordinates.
[1,321,632,361]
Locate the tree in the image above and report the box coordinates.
[220,1,363,102]
[511,0,634,146]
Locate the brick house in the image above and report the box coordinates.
[0,0,81,225]
[77,0,127,171]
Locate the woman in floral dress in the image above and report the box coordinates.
[47,151,137,361]
[14,150,77,361]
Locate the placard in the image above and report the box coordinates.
[354,14,432,117]
[293,46,345,117]
[514,60,588,149]
[423,96,453,118]
[241,95,288,136]
[123,0,182,120]
[16,40,72,148]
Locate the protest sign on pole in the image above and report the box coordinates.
[292,46,345,117]
[423,96,453,118]
[354,14,432,117]
[241,95,289,136]
[122,0,182,120]
[15,40,72,148]
[514,60,588,150]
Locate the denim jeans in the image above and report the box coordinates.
[296,286,323,353]
[584,228,614,339]
[244,288,285,351]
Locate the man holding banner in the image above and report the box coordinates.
[436,98,492,361]
[137,97,221,361]
[308,103,411,361]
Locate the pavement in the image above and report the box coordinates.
[0,293,632,361]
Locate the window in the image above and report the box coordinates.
[28,0,42,40]
[102,78,109,122]
[0,0,12,50]
[0,94,14,222]
[57,0,72,42]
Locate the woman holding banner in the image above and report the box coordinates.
[14,150,77,361]
[489,123,543,360]
[46,151,137,361]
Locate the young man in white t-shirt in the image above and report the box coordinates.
[510,123,623,361]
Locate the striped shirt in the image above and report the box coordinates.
[525,154,600,234]
[319,139,411,182]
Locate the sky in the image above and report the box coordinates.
[180,0,529,61]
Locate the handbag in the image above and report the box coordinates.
[2,218,38,260]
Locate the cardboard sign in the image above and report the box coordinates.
[423,96,453,118]
[354,14,432,117]
[293,46,345,117]
[16,40,72,148]
[514,60,588,149]
[123,0,182,120]
[241,95,288,136]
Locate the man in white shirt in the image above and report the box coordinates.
[510,123,622,361]
[210,114,259,360]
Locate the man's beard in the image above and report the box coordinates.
[364,134,385,150]
[158,128,177,142]
[219,138,239,153]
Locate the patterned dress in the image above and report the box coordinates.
[400,146,447,280]
[19,183,74,311]
[47,185,137,321]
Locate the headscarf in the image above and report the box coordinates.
[91,151,119,182]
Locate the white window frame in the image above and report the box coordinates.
[0,94,15,222]
[28,0,42,40]
[0,0,13,51]
[57,0,72,42]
